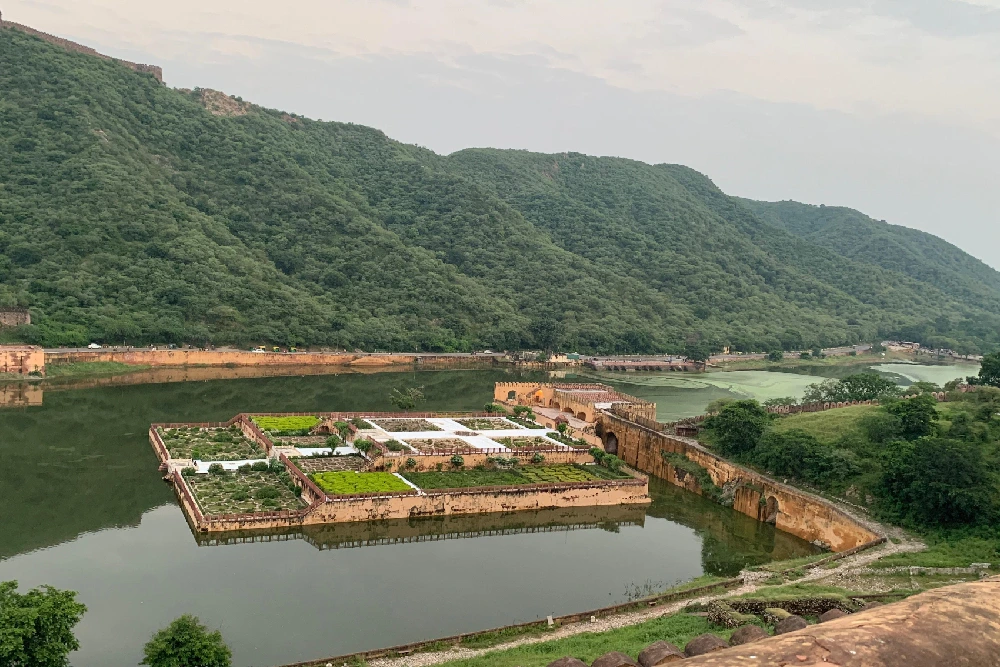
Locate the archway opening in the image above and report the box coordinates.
[764,496,780,525]
[604,432,619,455]
[577,412,587,421]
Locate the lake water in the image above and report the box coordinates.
[0,361,972,665]
[0,369,825,667]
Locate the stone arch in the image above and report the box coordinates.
[764,496,780,525]
[577,411,587,421]
[563,406,575,414]
[604,431,619,455]
[551,400,560,409]
[507,390,516,400]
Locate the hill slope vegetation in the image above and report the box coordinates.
[1,26,998,354]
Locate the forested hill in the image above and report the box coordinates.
[738,199,1000,313]
[1,26,998,355]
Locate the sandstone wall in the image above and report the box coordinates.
[0,346,45,376]
[599,412,879,551]
[0,308,30,327]
[46,349,482,369]
[1,19,163,82]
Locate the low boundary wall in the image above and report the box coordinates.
[598,411,880,551]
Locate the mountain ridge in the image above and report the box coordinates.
[1,25,998,354]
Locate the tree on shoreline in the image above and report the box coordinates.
[141,614,232,667]
[0,580,86,667]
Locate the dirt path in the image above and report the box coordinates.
[368,526,923,667]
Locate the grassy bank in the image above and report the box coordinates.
[44,361,150,379]
[432,614,726,667]
[709,351,909,372]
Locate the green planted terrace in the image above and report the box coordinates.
[455,417,522,430]
[251,415,321,435]
[402,464,631,490]
[186,469,305,514]
[310,471,413,495]
[160,426,264,462]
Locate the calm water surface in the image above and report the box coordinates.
[0,369,825,667]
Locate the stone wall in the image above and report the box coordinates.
[0,382,43,408]
[0,345,45,376]
[0,308,30,327]
[598,411,880,551]
[47,349,481,369]
[0,17,163,82]
[494,382,656,422]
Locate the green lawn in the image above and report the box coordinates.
[432,614,726,667]
[251,415,321,434]
[45,361,150,378]
[770,404,876,445]
[310,471,412,495]
[871,534,1000,569]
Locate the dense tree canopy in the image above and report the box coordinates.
[141,614,232,667]
[3,28,1000,353]
[0,581,87,667]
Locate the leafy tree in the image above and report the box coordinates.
[885,394,939,440]
[766,350,784,362]
[804,373,900,403]
[762,397,799,408]
[877,438,997,528]
[683,342,714,363]
[971,352,1000,388]
[389,387,425,412]
[141,614,232,667]
[704,400,771,456]
[705,397,735,414]
[0,581,87,667]
[753,430,859,485]
[528,319,562,353]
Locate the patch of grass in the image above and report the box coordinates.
[372,419,442,432]
[770,404,876,446]
[660,451,722,502]
[755,552,833,573]
[45,361,150,378]
[310,471,412,495]
[251,415,320,435]
[458,625,557,650]
[433,614,726,667]
[733,583,863,599]
[872,534,1000,569]
[493,436,556,451]
[403,465,620,489]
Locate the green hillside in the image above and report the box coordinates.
[1,26,999,354]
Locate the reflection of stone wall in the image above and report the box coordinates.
[0,383,43,408]
[47,349,486,369]
[599,412,879,551]
[194,504,647,549]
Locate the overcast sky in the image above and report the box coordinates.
[8,0,1000,268]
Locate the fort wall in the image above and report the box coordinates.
[0,345,45,376]
[597,411,880,551]
[46,349,487,369]
[0,16,163,82]
[0,308,30,327]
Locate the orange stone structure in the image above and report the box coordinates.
[0,345,45,376]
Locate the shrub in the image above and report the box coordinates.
[354,439,373,454]
[384,439,406,451]
[207,463,225,476]
[704,400,771,456]
[238,463,252,473]
[254,486,280,500]
[531,453,545,464]
[251,460,269,472]
[325,434,343,448]
[232,490,249,501]
[512,405,534,417]
[450,454,465,468]
[435,463,444,471]
[181,467,196,477]
[268,458,284,473]
[404,457,417,469]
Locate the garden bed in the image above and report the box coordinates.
[292,455,369,473]
[160,426,265,461]
[402,464,626,490]
[272,435,337,448]
[491,435,558,451]
[372,419,442,432]
[455,417,522,430]
[186,470,305,514]
[310,471,412,495]
[251,415,321,435]
[405,438,476,453]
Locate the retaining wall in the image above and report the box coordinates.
[598,411,879,551]
[46,349,495,369]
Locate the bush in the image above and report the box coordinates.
[354,439,373,454]
[450,454,465,468]
[207,463,225,476]
[404,457,417,469]
[384,439,406,451]
[268,457,284,473]
[767,350,784,362]
[181,467,196,477]
[238,463,252,473]
[254,486,279,500]
[325,434,343,448]
[531,453,545,464]
[232,490,249,501]
[704,400,771,456]
[141,614,231,667]
[251,460,269,472]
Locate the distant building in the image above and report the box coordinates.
[0,308,30,328]
[0,345,45,376]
